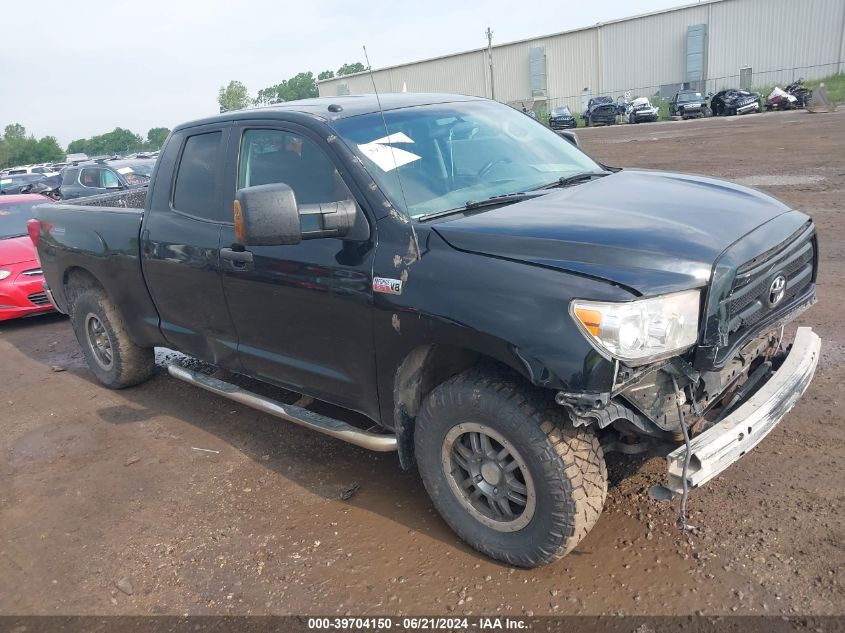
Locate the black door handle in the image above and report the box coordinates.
[220,247,254,264]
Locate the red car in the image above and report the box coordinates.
[0,194,54,320]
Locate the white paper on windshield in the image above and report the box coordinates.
[116,167,134,175]
[358,132,421,172]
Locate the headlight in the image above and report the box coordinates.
[0,270,10,280]
[571,289,701,365]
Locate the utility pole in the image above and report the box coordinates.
[485,26,495,101]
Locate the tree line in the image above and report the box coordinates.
[0,124,64,170]
[67,127,170,157]
[0,123,172,169]
[217,62,367,113]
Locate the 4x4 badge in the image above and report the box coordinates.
[373,277,403,295]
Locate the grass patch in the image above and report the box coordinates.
[805,72,845,104]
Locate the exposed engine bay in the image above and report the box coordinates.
[566,328,787,447]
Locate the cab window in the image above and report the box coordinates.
[79,167,101,188]
[172,131,223,220]
[102,169,121,188]
[238,129,350,205]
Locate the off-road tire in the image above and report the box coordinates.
[70,288,155,389]
[414,367,607,568]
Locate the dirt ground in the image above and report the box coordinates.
[1,109,843,617]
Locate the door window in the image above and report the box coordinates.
[173,131,223,220]
[101,169,120,188]
[238,129,350,205]
[79,167,102,188]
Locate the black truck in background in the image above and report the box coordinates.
[33,94,820,567]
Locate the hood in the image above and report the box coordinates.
[431,170,795,296]
[720,90,760,104]
[0,235,37,266]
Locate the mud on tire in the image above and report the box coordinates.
[414,367,607,568]
[69,287,155,389]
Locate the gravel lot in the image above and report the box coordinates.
[0,108,842,616]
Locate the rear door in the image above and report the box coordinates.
[141,124,241,368]
[218,122,380,420]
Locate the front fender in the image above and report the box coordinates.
[372,220,635,433]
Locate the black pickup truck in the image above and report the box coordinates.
[32,93,820,568]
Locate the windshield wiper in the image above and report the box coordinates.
[539,171,611,189]
[418,191,549,222]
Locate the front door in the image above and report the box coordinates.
[219,124,380,420]
[141,126,241,368]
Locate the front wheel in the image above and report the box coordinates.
[415,368,607,568]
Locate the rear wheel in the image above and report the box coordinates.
[70,288,155,388]
[415,368,607,568]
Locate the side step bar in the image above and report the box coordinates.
[167,364,397,452]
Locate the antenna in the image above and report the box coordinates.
[362,45,420,260]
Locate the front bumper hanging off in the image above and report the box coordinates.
[666,327,821,494]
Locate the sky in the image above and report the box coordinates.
[1,0,686,148]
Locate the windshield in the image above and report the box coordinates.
[0,199,42,239]
[333,100,600,218]
[678,92,703,102]
[552,107,572,115]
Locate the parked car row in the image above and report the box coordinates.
[1,156,157,200]
[0,153,160,321]
[543,78,812,128]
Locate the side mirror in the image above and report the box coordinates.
[556,130,581,149]
[234,182,357,246]
[104,181,123,190]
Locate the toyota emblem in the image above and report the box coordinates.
[768,274,787,307]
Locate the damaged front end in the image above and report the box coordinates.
[558,221,820,493]
[561,326,820,493]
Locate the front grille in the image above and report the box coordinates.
[724,226,815,338]
[28,291,50,306]
[21,268,42,277]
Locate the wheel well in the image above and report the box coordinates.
[393,344,517,470]
[63,267,105,314]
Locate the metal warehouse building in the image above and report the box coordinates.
[317,0,845,114]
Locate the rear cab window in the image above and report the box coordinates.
[172,131,224,220]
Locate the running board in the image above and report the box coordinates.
[167,363,397,452]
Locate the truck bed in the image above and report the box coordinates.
[63,187,148,209]
[35,186,162,346]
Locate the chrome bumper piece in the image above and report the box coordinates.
[42,282,65,314]
[736,102,760,114]
[666,327,820,494]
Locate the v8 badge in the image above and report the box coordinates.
[373,277,403,295]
